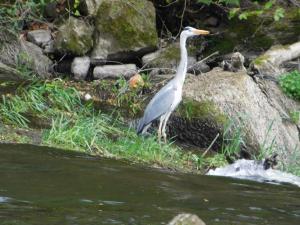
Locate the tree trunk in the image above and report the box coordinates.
[251,41,300,77]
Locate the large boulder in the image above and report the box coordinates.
[170,68,300,162]
[53,17,94,56]
[91,0,158,61]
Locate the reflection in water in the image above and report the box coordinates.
[0,143,299,225]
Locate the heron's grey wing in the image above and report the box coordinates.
[138,85,175,133]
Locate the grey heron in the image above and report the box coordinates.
[137,26,209,142]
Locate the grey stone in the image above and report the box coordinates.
[187,61,210,75]
[43,40,55,54]
[71,56,90,80]
[27,29,52,47]
[20,39,53,78]
[168,213,206,225]
[93,64,137,79]
[91,0,157,61]
[181,67,300,163]
[53,17,94,56]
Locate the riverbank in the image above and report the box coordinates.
[0,79,229,173]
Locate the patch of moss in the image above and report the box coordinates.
[162,45,180,61]
[96,0,158,50]
[55,18,94,55]
[177,98,228,126]
[252,55,270,66]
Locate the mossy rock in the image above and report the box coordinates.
[92,0,158,60]
[177,98,227,125]
[168,98,227,150]
[142,42,197,69]
[54,17,94,56]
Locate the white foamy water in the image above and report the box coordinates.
[207,159,300,187]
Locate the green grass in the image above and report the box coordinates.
[2,80,300,175]
[0,81,208,172]
[42,111,204,171]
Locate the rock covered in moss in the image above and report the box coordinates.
[142,43,196,71]
[181,67,300,158]
[53,17,94,56]
[91,0,158,61]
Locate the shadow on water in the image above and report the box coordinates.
[0,143,299,225]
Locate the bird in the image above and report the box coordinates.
[136,26,210,142]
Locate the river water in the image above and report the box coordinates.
[0,143,299,225]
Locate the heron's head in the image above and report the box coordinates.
[181,26,210,38]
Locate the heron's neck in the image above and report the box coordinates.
[174,35,188,86]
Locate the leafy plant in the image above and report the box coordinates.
[197,0,240,5]
[0,95,29,127]
[279,70,300,100]
[221,117,245,161]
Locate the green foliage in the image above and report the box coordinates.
[73,0,81,16]
[273,7,285,21]
[0,0,49,31]
[0,95,29,127]
[221,117,245,160]
[197,0,239,5]
[279,70,300,100]
[228,0,285,22]
[98,75,152,116]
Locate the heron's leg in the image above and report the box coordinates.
[161,112,172,143]
[157,115,164,142]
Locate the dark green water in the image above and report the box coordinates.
[0,144,299,225]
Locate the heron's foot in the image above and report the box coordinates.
[162,132,167,143]
[157,130,162,143]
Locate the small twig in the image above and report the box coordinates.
[175,0,187,39]
[138,67,176,74]
[157,0,180,8]
[202,133,220,158]
[198,51,219,63]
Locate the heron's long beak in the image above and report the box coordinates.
[193,29,210,35]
